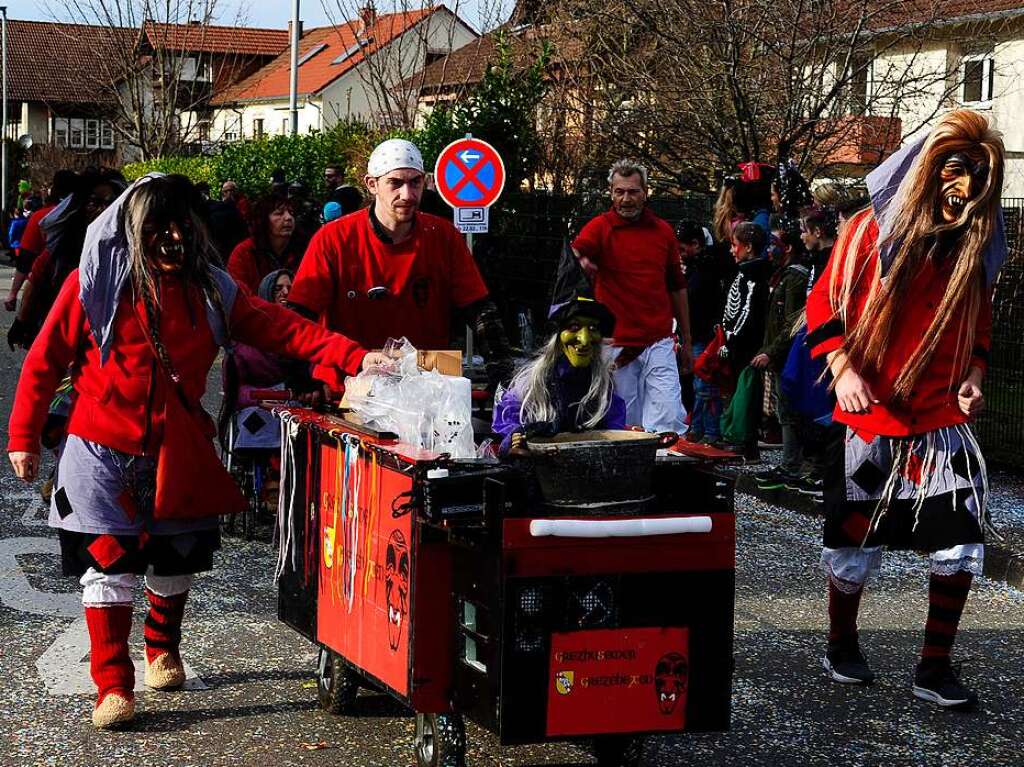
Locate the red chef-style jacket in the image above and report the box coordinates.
[289,208,489,350]
[805,209,991,437]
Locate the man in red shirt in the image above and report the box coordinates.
[289,139,510,386]
[572,160,692,432]
[5,170,77,311]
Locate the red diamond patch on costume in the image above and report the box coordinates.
[903,452,924,485]
[117,490,138,522]
[88,535,127,569]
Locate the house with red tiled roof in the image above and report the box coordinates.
[206,4,476,139]
[4,20,133,154]
[5,18,289,158]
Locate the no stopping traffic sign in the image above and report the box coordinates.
[434,138,506,209]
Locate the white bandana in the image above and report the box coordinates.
[367,139,424,177]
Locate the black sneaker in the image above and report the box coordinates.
[791,474,824,498]
[754,467,788,489]
[913,660,978,710]
[823,642,875,685]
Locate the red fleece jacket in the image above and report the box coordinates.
[8,270,367,455]
[805,209,991,437]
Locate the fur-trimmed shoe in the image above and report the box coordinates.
[93,689,135,729]
[145,652,185,690]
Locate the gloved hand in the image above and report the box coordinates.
[717,345,730,359]
[7,317,35,351]
[521,420,558,440]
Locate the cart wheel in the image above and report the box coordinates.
[592,735,644,767]
[316,646,360,714]
[414,712,466,767]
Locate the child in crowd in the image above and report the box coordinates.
[721,222,772,372]
[719,222,773,457]
[677,220,728,444]
[753,226,812,490]
[801,206,839,292]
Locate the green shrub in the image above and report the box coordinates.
[214,121,373,197]
[122,156,218,185]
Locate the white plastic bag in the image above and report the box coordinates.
[345,338,475,459]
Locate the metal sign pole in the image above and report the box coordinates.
[465,231,474,363]
[288,0,300,136]
[2,7,8,220]
[462,132,474,364]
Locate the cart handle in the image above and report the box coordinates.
[528,516,712,538]
[249,388,295,402]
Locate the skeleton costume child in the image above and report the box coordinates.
[8,174,371,729]
[805,110,1004,709]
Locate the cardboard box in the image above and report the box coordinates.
[417,349,463,376]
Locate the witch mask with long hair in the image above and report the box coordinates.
[830,109,1006,403]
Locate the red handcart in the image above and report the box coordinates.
[273,408,735,767]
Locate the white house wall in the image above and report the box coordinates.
[873,35,1024,197]
[871,42,951,139]
[205,100,323,141]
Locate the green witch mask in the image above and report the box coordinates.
[559,316,603,367]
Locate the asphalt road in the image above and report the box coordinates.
[1,264,1022,766]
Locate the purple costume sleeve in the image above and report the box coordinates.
[492,388,525,455]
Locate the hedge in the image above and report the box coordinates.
[122,155,219,186]
[122,121,384,198]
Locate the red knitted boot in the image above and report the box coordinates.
[143,588,187,690]
[84,605,135,728]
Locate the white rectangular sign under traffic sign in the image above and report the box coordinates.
[455,206,489,234]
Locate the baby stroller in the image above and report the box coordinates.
[223,387,294,540]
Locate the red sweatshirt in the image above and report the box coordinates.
[805,209,991,437]
[227,237,303,294]
[8,270,367,456]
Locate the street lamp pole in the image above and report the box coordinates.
[289,0,299,136]
[2,6,8,219]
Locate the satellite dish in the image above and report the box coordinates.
[17,134,32,149]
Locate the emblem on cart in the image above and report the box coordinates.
[384,530,410,651]
[654,652,688,715]
[323,526,336,569]
[554,670,575,696]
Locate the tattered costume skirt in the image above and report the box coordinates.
[52,436,220,577]
[822,423,988,555]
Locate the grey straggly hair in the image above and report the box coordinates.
[123,178,229,373]
[511,332,616,429]
[608,159,648,187]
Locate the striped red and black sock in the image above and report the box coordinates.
[85,605,134,703]
[827,579,863,647]
[144,589,188,664]
[921,571,972,663]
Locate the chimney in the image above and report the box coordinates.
[288,19,304,38]
[358,2,377,32]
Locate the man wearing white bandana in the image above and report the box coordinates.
[289,139,512,387]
